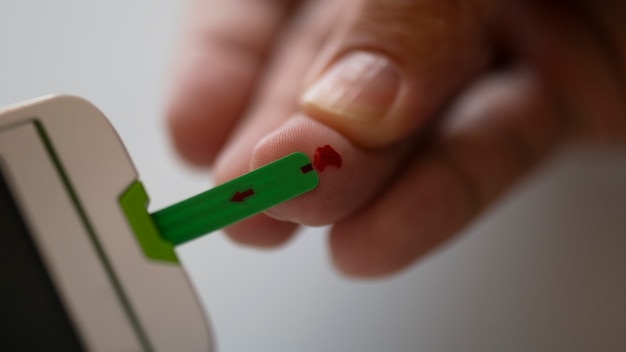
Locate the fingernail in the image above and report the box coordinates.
[302,51,401,123]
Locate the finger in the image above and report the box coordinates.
[212,0,344,245]
[329,69,565,277]
[221,212,299,248]
[300,0,494,148]
[166,0,300,165]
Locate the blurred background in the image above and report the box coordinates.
[1,1,625,351]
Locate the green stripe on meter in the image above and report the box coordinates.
[151,152,318,245]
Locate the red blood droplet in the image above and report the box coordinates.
[313,145,342,172]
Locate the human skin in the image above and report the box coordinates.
[166,0,626,277]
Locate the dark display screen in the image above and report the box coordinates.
[0,168,85,351]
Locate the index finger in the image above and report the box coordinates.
[166,0,301,165]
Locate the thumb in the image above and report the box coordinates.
[301,0,493,148]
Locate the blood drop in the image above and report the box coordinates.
[313,145,342,172]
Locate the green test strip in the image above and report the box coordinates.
[151,152,319,245]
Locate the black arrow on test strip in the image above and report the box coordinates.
[230,189,255,202]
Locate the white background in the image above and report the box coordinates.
[1,2,625,351]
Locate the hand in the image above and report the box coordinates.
[166,0,626,277]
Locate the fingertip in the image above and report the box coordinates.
[166,106,222,166]
[166,50,254,165]
[250,115,358,225]
[250,114,409,226]
[328,224,408,278]
[223,214,297,248]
